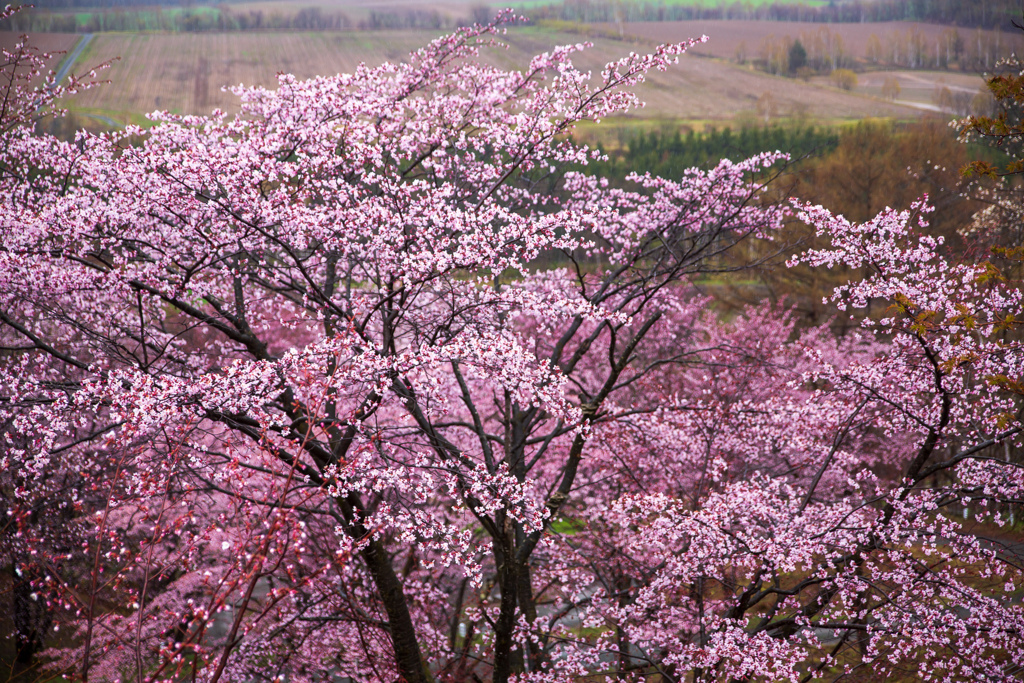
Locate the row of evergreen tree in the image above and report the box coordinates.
[581,125,841,182]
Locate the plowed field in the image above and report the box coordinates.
[0,31,82,85]
[42,27,921,124]
[601,20,1024,61]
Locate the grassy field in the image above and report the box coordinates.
[70,5,219,28]
[227,0,477,12]
[508,0,827,7]
[46,25,920,125]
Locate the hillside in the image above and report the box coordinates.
[8,26,924,125]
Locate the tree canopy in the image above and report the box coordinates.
[1,9,1023,683]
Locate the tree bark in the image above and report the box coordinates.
[492,514,524,683]
[13,565,51,666]
[361,537,432,683]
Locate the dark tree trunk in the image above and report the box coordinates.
[492,555,521,683]
[13,565,51,665]
[361,537,432,683]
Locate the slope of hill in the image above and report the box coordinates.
[54,26,921,124]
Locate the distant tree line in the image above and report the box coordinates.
[11,0,181,6]
[527,0,1022,29]
[6,0,1021,34]
[751,26,851,75]
[865,25,1024,71]
[0,5,460,32]
[748,25,1024,76]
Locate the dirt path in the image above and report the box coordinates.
[53,33,93,86]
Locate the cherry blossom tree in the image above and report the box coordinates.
[551,200,1024,682]
[1,7,1023,683]
[1,7,112,667]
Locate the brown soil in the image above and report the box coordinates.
[0,32,81,88]
[598,20,1024,62]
